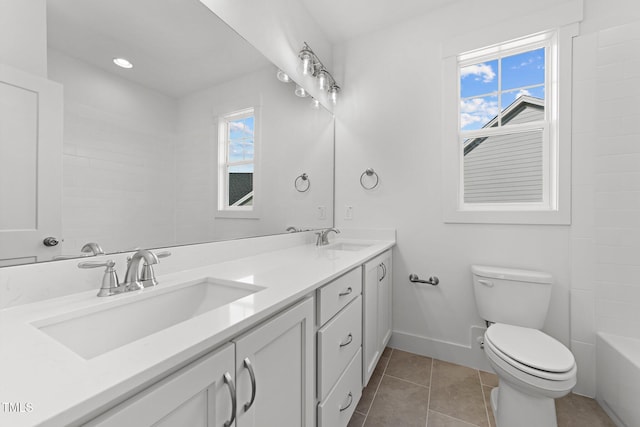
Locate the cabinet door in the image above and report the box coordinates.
[363,250,393,386]
[86,343,236,427]
[378,251,393,352]
[234,297,315,427]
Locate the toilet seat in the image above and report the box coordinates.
[485,323,575,381]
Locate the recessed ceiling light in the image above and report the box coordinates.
[113,57,133,69]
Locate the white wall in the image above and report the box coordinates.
[0,0,47,77]
[175,66,334,243]
[333,0,575,372]
[332,0,640,396]
[47,49,178,256]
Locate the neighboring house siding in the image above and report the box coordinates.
[229,172,253,205]
[463,103,544,203]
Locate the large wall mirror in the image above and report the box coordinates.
[0,0,334,267]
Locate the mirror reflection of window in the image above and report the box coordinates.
[218,108,256,211]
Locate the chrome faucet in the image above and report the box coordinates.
[315,228,340,246]
[78,249,167,297]
[123,249,159,291]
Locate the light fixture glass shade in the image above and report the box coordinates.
[294,84,308,97]
[299,51,314,75]
[328,85,340,104]
[276,69,291,83]
[113,57,133,69]
[317,69,328,90]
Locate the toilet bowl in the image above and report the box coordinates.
[484,323,576,427]
[471,265,577,427]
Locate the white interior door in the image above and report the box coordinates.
[0,64,63,266]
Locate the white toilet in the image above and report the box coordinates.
[471,265,577,427]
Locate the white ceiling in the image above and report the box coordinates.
[46,0,453,97]
[301,0,454,44]
[47,0,270,98]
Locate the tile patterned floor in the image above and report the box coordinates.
[348,347,616,427]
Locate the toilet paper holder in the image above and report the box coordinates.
[409,274,439,286]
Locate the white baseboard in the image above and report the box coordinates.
[389,327,492,372]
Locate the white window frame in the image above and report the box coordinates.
[216,107,260,219]
[442,24,578,225]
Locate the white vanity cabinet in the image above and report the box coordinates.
[85,297,315,427]
[233,296,315,427]
[363,250,392,386]
[316,268,363,427]
[85,343,236,427]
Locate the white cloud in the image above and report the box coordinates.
[460,63,495,83]
[230,121,254,137]
[460,97,499,129]
[514,89,531,99]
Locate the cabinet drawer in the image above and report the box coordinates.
[317,295,362,400]
[317,267,362,325]
[318,348,362,427]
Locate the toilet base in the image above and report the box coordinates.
[492,381,558,427]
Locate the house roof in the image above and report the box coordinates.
[463,95,544,156]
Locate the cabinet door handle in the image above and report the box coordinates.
[243,357,257,412]
[223,372,236,427]
[338,287,352,297]
[339,333,353,348]
[379,262,387,281]
[339,392,353,412]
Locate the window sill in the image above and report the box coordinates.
[443,208,570,225]
[215,209,260,220]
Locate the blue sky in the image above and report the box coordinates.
[228,116,254,173]
[460,47,545,131]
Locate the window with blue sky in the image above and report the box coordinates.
[219,108,255,210]
[460,47,545,131]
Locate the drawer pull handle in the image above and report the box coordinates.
[478,279,493,287]
[339,392,353,412]
[338,287,353,297]
[223,372,236,427]
[243,357,257,412]
[339,333,353,348]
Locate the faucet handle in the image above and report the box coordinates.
[78,259,115,269]
[78,260,121,297]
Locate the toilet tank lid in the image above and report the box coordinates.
[471,265,553,284]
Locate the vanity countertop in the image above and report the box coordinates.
[0,237,394,427]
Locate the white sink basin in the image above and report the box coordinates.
[34,278,263,359]
[326,242,373,252]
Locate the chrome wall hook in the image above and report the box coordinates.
[409,274,439,286]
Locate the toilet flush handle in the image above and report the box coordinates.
[478,279,494,287]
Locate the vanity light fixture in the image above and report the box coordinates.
[294,84,308,97]
[275,43,341,105]
[297,42,341,104]
[276,69,291,83]
[113,57,133,69]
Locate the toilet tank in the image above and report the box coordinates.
[471,265,553,329]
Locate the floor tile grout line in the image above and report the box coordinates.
[361,347,394,426]
[429,409,483,427]
[478,369,492,427]
[383,373,429,389]
[425,357,433,427]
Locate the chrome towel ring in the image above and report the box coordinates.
[295,173,310,192]
[360,168,379,190]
